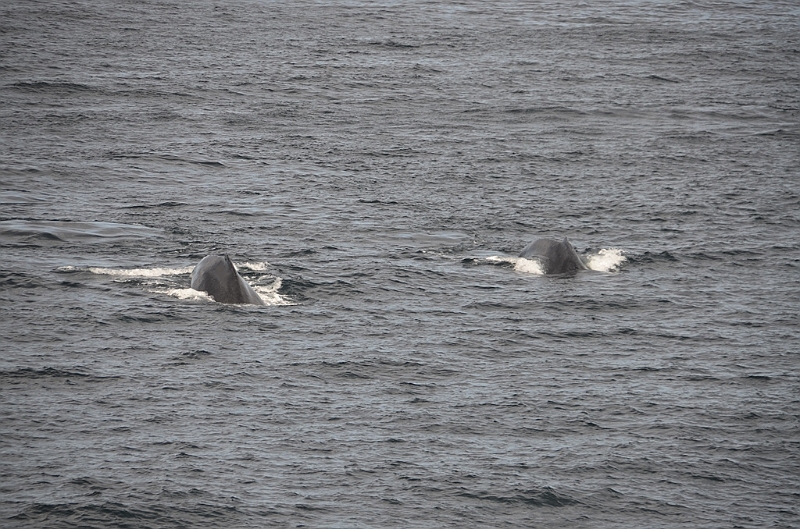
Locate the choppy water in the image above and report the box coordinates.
[2,0,799,527]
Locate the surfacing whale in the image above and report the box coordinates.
[190,255,264,305]
[519,238,588,275]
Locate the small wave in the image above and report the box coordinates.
[0,220,162,243]
[458,486,577,507]
[156,154,225,167]
[0,191,49,205]
[0,367,89,379]
[585,248,627,272]
[487,256,544,275]
[10,80,96,92]
[647,74,680,83]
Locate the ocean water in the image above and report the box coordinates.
[1,0,799,527]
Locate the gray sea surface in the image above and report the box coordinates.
[1,0,799,527]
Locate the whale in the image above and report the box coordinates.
[190,255,265,305]
[519,237,588,274]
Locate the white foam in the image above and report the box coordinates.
[75,260,269,277]
[512,257,545,275]
[235,261,270,272]
[238,262,294,305]
[154,279,292,306]
[158,288,214,302]
[86,266,193,277]
[253,278,294,306]
[585,248,627,272]
[487,256,545,275]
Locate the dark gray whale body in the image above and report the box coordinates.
[190,255,264,305]
[519,238,588,274]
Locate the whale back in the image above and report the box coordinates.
[519,237,588,274]
[190,255,264,305]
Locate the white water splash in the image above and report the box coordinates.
[236,261,270,272]
[487,256,545,275]
[153,280,291,306]
[254,278,294,306]
[585,248,627,272]
[158,288,214,302]
[488,249,626,274]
